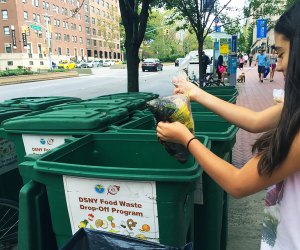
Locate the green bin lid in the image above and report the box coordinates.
[0,107,32,123]
[0,96,82,111]
[94,92,159,101]
[31,133,207,182]
[2,108,128,132]
[59,98,146,112]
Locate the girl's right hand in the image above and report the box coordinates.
[172,76,203,101]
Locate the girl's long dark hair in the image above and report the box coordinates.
[252,2,300,176]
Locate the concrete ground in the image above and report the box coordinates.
[226,66,284,250]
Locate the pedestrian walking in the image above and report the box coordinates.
[264,55,271,79]
[238,54,244,70]
[255,48,268,82]
[270,49,278,82]
[249,53,253,67]
[157,2,300,249]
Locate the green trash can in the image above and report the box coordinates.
[93,92,159,101]
[0,96,82,111]
[203,86,238,97]
[49,98,146,116]
[18,133,209,249]
[2,107,130,165]
[107,112,238,250]
[0,107,32,202]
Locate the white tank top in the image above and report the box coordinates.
[261,171,300,250]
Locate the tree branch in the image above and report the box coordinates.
[204,0,219,26]
[124,0,135,18]
[137,0,151,45]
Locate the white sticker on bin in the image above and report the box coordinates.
[63,176,159,242]
[22,134,72,155]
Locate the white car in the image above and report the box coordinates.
[102,59,115,67]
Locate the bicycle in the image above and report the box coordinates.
[189,71,225,87]
[0,198,18,250]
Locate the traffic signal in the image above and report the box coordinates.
[22,25,30,36]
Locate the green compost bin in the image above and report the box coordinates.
[0,107,32,202]
[49,98,146,116]
[203,86,238,97]
[93,92,159,101]
[0,96,82,111]
[191,94,237,113]
[107,112,238,250]
[2,107,130,165]
[18,133,210,249]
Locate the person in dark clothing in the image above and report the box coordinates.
[201,51,211,76]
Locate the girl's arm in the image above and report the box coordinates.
[173,78,283,133]
[157,122,300,198]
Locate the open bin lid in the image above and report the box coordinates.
[0,107,32,123]
[94,92,159,101]
[27,133,208,181]
[0,96,82,111]
[2,108,129,132]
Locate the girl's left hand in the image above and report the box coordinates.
[157,121,193,146]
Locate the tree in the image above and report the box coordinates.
[119,0,156,92]
[163,0,235,86]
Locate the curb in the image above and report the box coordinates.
[0,71,79,86]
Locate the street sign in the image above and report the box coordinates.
[30,24,42,31]
[202,0,214,12]
[256,19,267,39]
[215,26,221,32]
[231,35,237,53]
[22,33,27,47]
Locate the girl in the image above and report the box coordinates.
[216,55,226,83]
[270,49,278,82]
[157,3,300,249]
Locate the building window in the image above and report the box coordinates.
[99,40,102,47]
[92,28,96,35]
[84,4,88,12]
[87,39,90,46]
[5,44,12,53]
[91,6,94,13]
[78,25,82,32]
[37,14,40,23]
[7,61,13,65]
[2,10,8,19]
[35,0,39,6]
[93,40,96,46]
[92,17,95,24]
[77,13,80,20]
[29,61,34,65]
[80,37,83,44]
[40,61,44,65]
[106,2,109,8]
[58,47,62,55]
[85,27,90,34]
[33,13,36,22]
[66,48,70,56]
[3,26,9,35]
[101,0,104,7]
[85,15,89,24]
[57,20,60,27]
[1,0,7,2]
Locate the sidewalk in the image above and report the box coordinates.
[227,66,284,250]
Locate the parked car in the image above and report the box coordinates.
[102,59,115,67]
[142,58,163,72]
[57,60,76,69]
[93,60,101,67]
[81,60,95,68]
[76,61,84,68]
[175,58,184,67]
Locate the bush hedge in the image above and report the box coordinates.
[0,68,34,77]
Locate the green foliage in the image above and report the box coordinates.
[158,53,185,62]
[0,68,34,77]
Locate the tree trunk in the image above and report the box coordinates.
[198,41,204,88]
[126,46,140,92]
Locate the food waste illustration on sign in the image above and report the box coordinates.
[63,176,159,242]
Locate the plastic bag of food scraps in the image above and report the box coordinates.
[147,94,194,163]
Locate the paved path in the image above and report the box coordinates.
[227,66,284,250]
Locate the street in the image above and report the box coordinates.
[0,65,177,101]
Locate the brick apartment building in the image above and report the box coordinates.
[0,0,121,70]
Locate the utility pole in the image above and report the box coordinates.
[43,13,53,71]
